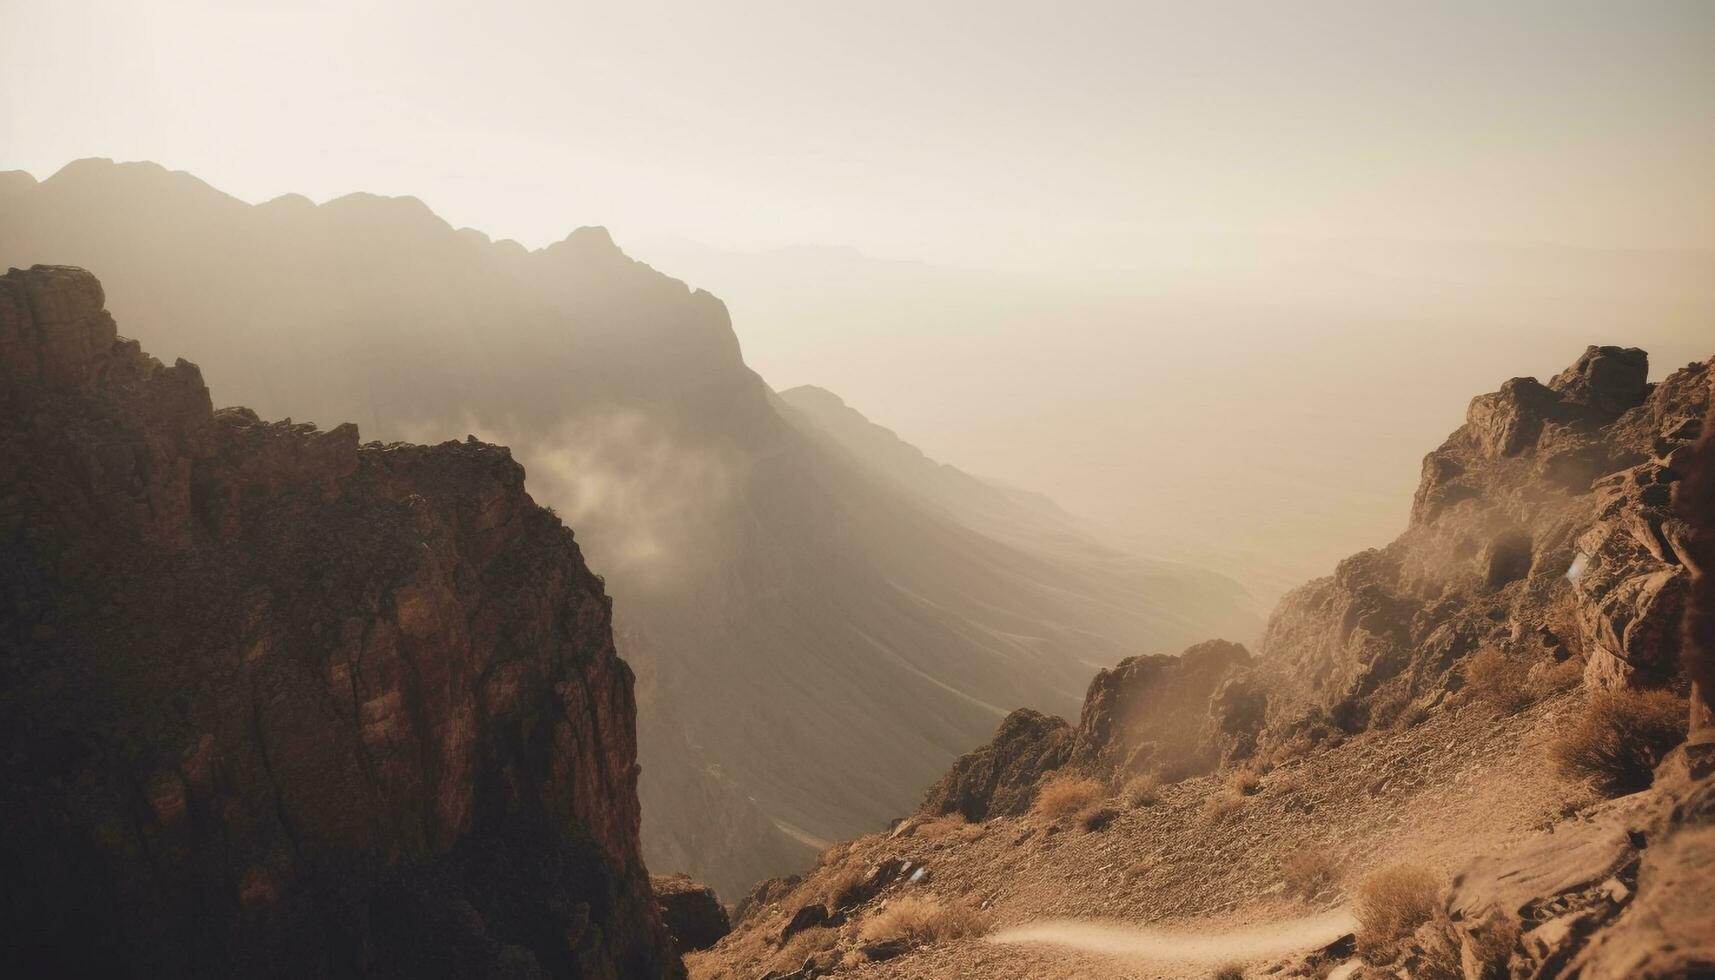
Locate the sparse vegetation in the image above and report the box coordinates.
[1211,965,1245,980]
[1197,792,1244,829]
[1123,771,1162,806]
[1078,804,1119,831]
[1466,648,1533,712]
[1391,700,1431,729]
[1226,769,1262,796]
[824,864,868,909]
[773,926,838,972]
[914,812,975,840]
[1353,864,1441,961]
[1281,847,1342,901]
[1550,687,1687,795]
[1031,773,1105,822]
[857,895,986,946]
[1533,655,1585,695]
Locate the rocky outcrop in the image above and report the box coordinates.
[1248,348,1710,746]
[1393,760,1715,980]
[918,641,1250,819]
[0,267,679,978]
[651,875,730,955]
[916,709,1074,820]
[1677,368,1715,740]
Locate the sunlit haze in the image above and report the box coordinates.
[6,1,1714,600]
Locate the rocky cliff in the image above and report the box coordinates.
[1241,347,1709,753]
[918,347,1712,820]
[0,266,679,978]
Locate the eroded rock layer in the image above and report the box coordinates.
[0,266,678,978]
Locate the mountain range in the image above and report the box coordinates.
[0,159,1260,896]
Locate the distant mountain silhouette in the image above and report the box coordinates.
[0,159,1259,897]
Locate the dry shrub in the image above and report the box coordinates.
[1466,649,1532,712]
[857,895,986,946]
[1226,769,1262,797]
[824,864,868,910]
[1281,847,1342,901]
[1078,804,1119,831]
[1354,864,1441,961]
[1550,688,1687,795]
[1123,771,1162,806]
[1532,655,1585,696]
[1196,792,1243,830]
[771,926,838,973]
[1391,701,1431,730]
[914,812,971,839]
[1211,965,1245,980]
[1031,773,1105,821]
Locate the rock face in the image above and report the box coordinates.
[651,875,730,955]
[1678,370,1715,738]
[918,641,1250,818]
[0,267,679,978]
[1248,347,1710,745]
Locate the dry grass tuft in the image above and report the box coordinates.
[914,812,973,840]
[1226,769,1262,797]
[1466,648,1533,712]
[1550,688,1687,795]
[1354,864,1441,961]
[1196,792,1244,830]
[772,926,838,973]
[1281,847,1342,902]
[1031,773,1105,822]
[857,895,986,946]
[823,864,868,910]
[1532,655,1585,696]
[1123,771,1163,807]
[1210,965,1245,980]
[1078,804,1120,831]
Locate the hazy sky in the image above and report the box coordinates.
[5,0,1713,602]
[4,0,1713,273]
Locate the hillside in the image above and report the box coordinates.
[0,159,1258,897]
[0,266,679,977]
[693,347,1714,979]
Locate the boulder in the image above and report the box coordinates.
[653,874,731,955]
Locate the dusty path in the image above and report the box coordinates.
[988,909,1356,967]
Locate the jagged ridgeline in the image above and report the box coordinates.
[923,346,1711,817]
[0,267,680,977]
[0,160,1261,898]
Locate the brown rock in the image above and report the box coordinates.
[0,266,678,978]
[652,874,731,955]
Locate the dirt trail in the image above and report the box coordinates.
[988,908,1356,968]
